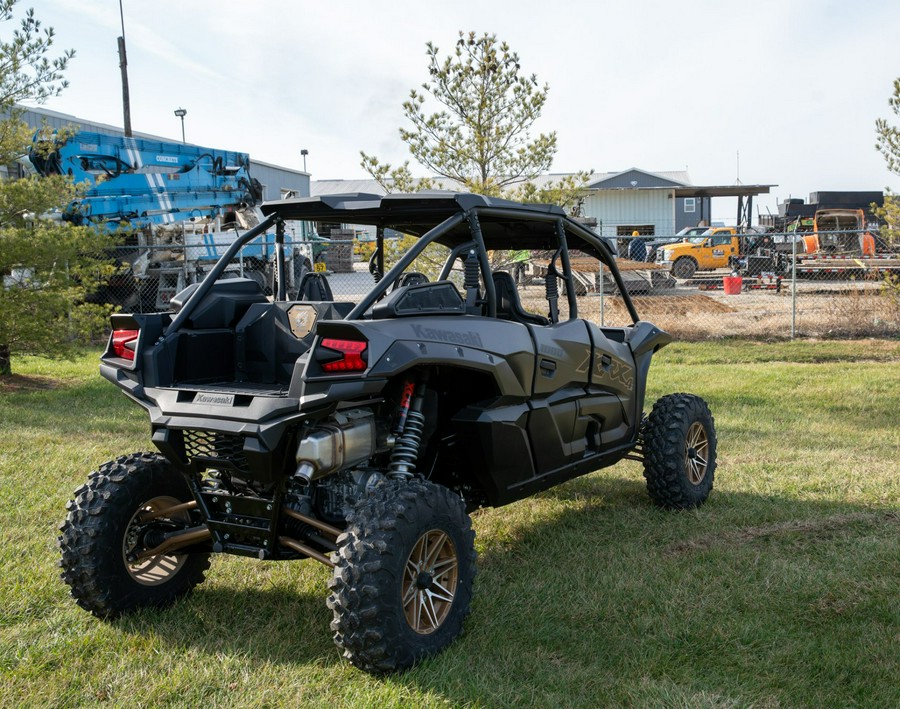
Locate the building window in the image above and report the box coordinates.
[684,197,696,213]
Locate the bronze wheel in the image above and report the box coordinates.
[59,452,210,618]
[642,394,717,509]
[685,421,710,485]
[328,479,477,673]
[402,529,459,635]
[123,495,190,586]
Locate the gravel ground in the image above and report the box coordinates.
[321,259,899,339]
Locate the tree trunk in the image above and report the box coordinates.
[0,343,11,376]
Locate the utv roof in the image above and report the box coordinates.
[259,192,600,252]
[261,191,565,226]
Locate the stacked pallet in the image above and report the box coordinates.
[324,228,354,273]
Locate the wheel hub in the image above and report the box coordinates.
[122,496,190,586]
[684,422,710,485]
[402,529,459,635]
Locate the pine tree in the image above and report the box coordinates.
[0,0,114,375]
[360,31,589,208]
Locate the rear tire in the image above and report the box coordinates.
[327,479,477,674]
[58,452,210,618]
[642,394,716,509]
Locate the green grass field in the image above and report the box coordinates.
[1,340,898,708]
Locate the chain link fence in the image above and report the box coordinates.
[78,230,898,340]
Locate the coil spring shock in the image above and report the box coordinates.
[389,409,426,479]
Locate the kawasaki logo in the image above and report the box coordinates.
[410,324,483,348]
[194,393,234,406]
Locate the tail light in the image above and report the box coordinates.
[111,328,139,361]
[318,338,367,373]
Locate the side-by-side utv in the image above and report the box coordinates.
[59,193,716,673]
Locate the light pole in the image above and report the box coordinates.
[300,148,308,172]
[174,108,187,143]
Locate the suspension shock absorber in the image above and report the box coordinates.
[389,375,429,479]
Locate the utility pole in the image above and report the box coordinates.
[118,0,132,136]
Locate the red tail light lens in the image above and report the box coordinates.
[112,329,139,361]
[319,338,367,372]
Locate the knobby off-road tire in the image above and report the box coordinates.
[327,479,477,674]
[58,452,210,618]
[642,393,716,509]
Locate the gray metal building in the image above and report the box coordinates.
[582,168,707,236]
[313,170,715,238]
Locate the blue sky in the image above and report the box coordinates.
[23,0,900,221]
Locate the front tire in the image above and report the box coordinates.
[58,452,210,618]
[642,394,716,509]
[672,257,697,279]
[327,479,477,674]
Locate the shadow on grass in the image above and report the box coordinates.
[105,474,899,707]
[115,585,337,667]
[535,473,648,504]
[420,483,898,707]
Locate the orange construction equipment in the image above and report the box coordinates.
[803,209,876,256]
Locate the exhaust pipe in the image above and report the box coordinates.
[294,409,377,482]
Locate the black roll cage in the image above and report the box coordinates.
[346,206,640,325]
[167,202,640,335]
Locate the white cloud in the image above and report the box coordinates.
[32,0,900,215]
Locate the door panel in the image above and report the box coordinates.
[525,321,595,473]
[528,320,592,396]
[584,322,637,448]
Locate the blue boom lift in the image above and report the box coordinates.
[30,131,317,310]
[30,131,262,229]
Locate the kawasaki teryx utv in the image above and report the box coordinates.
[59,193,716,674]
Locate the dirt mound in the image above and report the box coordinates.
[627,294,737,315]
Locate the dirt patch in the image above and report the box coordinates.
[521,292,736,320]
[565,292,742,332]
[0,374,64,392]
[628,294,737,315]
[665,511,899,556]
[519,285,899,339]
